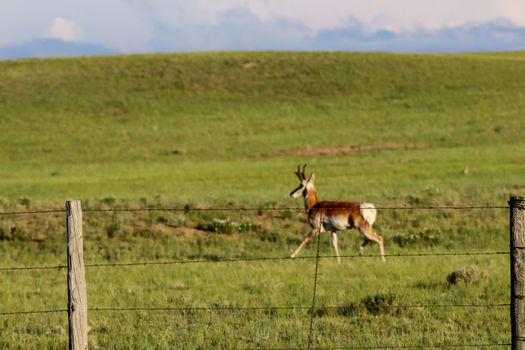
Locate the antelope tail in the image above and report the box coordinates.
[360,203,377,226]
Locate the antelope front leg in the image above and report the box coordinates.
[291,228,317,258]
[331,232,341,263]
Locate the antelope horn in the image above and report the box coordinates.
[294,164,305,181]
[302,164,307,178]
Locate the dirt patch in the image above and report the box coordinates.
[241,61,262,69]
[262,143,431,157]
[173,227,209,240]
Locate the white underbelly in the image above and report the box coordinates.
[322,215,349,231]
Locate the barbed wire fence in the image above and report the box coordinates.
[0,198,523,349]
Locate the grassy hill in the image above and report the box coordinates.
[0,52,524,349]
[1,51,524,204]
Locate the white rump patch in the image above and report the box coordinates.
[360,203,377,226]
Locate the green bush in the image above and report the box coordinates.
[392,228,440,247]
[196,218,260,234]
[361,293,402,315]
[447,265,488,286]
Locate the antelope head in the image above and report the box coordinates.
[290,164,315,199]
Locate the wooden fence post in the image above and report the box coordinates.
[66,200,88,350]
[510,196,525,350]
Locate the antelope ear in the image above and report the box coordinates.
[308,173,315,183]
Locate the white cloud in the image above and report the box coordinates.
[145,6,311,51]
[49,16,81,41]
[133,3,525,54]
[1,1,525,55]
[494,0,525,27]
[247,0,525,30]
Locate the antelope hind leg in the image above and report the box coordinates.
[357,222,386,263]
[359,238,370,255]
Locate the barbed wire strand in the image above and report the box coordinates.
[0,251,509,272]
[0,209,65,216]
[78,251,513,267]
[83,205,510,212]
[1,302,510,317]
[0,205,510,216]
[89,303,510,312]
[80,251,511,268]
[0,309,67,316]
[245,343,511,350]
[0,264,67,272]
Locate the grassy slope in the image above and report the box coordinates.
[0,51,524,204]
[0,51,524,349]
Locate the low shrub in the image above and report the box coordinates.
[392,228,440,247]
[361,293,402,315]
[447,265,488,286]
[196,218,260,234]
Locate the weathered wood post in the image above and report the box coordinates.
[510,196,525,350]
[66,200,88,350]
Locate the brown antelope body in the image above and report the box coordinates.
[290,165,385,263]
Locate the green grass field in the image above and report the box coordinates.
[0,51,524,349]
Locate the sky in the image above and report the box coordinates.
[1,0,525,58]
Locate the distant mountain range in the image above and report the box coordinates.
[312,18,525,52]
[1,19,524,59]
[0,39,119,59]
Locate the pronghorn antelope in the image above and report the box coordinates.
[289,164,385,263]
